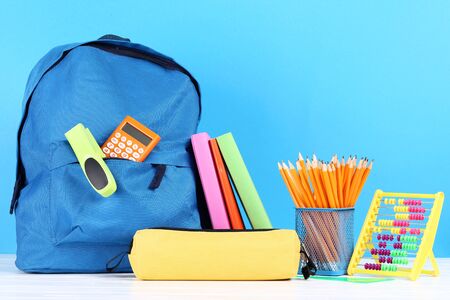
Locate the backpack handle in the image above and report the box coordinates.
[98,34,130,42]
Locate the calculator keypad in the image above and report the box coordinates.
[103,131,146,162]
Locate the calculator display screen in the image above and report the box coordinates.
[122,123,152,146]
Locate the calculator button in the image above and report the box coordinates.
[103,147,110,154]
[132,144,138,150]
[120,136,127,142]
[110,152,117,158]
[138,148,144,154]
[121,152,129,159]
[107,142,115,149]
[118,142,125,149]
[114,147,122,154]
[111,137,118,144]
[126,140,132,146]
[130,157,136,162]
[125,147,133,154]
[132,152,140,159]
[115,132,121,138]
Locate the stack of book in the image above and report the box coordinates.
[191,132,272,229]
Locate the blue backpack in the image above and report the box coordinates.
[10,35,203,273]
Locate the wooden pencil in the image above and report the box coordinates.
[282,162,306,207]
[352,160,373,207]
[321,163,336,208]
[288,161,314,207]
[278,162,302,208]
[296,161,315,207]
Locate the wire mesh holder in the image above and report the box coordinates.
[295,207,354,276]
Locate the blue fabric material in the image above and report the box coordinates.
[15,38,202,273]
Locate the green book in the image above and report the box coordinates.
[216,133,272,229]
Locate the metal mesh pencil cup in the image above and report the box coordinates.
[296,208,354,276]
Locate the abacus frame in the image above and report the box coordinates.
[347,190,444,281]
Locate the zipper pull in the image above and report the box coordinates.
[149,164,167,190]
[299,241,317,280]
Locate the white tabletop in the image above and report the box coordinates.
[0,255,449,300]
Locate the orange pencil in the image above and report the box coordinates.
[296,161,315,207]
[314,160,329,207]
[328,164,339,208]
[348,159,364,207]
[278,162,303,208]
[307,160,325,208]
[288,161,313,207]
[336,158,344,207]
[344,157,354,203]
[352,160,372,206]
[298,153,309,184]
[321,164,336,208]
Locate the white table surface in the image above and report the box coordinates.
[0,255,449,300]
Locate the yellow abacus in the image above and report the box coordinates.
[347,190,444,281]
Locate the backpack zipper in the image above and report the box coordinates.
[10,42,201,214]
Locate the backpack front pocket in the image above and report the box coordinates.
[50,159,200,246]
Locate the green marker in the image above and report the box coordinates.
[65,123,117,197]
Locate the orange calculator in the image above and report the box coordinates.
[102,116,160,162]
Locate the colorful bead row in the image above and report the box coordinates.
[395,213,425,220]
[364,263,398,271]
[391,250,408,257]
[400,199,422,206]
[392,257,409,265]
[410,228,421,235]
[393,242,402,249]
[364,263,382,270]
[393,220,410,227]
[379,220,393,226]
[398,235,418,243]
[377,234,394,241]
[403,243,417,251]
[378,256,393,263]
[384,198,397,205]
[409,206,426,213]
[378,241,387,248]
[391,228,407,234]
[371,248,390,256]
[394,206,409,212]
[381,264,398,271]
[410,214,425,220]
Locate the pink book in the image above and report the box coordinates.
[191,132,231,229]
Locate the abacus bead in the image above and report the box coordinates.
[377,234,381,240]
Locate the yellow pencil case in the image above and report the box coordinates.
[128,228,301,280]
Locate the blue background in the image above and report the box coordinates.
[0,1,448,256]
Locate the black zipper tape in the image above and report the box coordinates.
[10,41,201,214]
[149,164,166,190]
